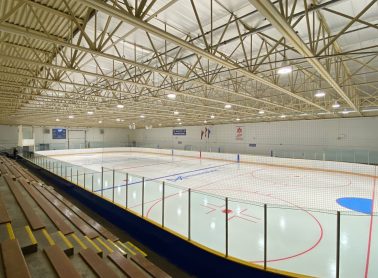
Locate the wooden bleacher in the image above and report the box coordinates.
[3,175,45,231]
[79,248,119,278]
[44,244,81,278]
[1,239,31,278]
[0,155,173,277]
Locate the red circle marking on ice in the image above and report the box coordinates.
[222,209,232,214]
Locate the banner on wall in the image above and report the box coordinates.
[235,126,244,141]
[200,126,211,140]
[173,129,186,136]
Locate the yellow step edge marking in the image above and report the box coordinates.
[84,236,102,254]
[70,234,87,250]
[25,226,37,245]
[96,237,113,253]
[126,241,147,257]
[107,239,127,255]
[58,231,73,249]
[6,223,15,240]
[115,241,136,256]
[42,229,55,246]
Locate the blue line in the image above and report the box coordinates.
[94,162,234,192]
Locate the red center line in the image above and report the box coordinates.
[364,176,377,278]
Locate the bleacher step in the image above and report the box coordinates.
[50,231,74,256]
[13,225,38,255]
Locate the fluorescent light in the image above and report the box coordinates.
[68,115,74,119]
[332,101,340,109]
[167,93,176,99]
[277,60,292,75]
[173,111,179,115]
[361,108,378,112]
[278,66,292,74]
[259,110,265,114]
[121,119,125,122]
[140,115,145,118]
[299,113,308,116]
[55,118,60,122]
[98,120,102,124]
[179,122,182,125]
[117,104,124,109]
[204,120,207,124]
[224,104,232,109]
[236,118,240,121]
[116,118,121,122]
[87,111,94,115]
[177,118,181,121]
[210,115,215,119]
[280,115,286,118]
[315,90,326,98]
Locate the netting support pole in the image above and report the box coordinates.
[162,181,165,228]
[264,203,267,270]
[336,211,340,278]
[101,167,104,197]
[188,188,191,241]
[91,174,94,192]
[112,169,115,203]
[225,197,229,257]
[125,173,128,209]
[142,177,145,217]
[84,173,86,189]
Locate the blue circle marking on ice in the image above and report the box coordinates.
[336,197,373,215]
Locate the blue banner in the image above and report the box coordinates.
[173,129,186,136]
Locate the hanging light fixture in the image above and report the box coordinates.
[315,90,326,98]
[277,60,293,75]
[277,40,292,75]
[332,101,340,109]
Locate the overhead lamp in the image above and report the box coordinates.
[87,111,94,115]
[179,122,182,125]
[174,111,179,115]
[277,60,292,75]
[158,123,162,126]
[361,108,378,112]
[224,104,232,109]
[98,120,102,124]
[177,118,181,121]
[116,118,121,122]
[259,110,265,114]
[140,115,145,118]
[68,115,74,119]
[167,93,176,99]
[332,101,340,109]
[341,110,350,115]
[117,104,124,109]
[210,115,215,119]
[280,114,286,118]
[204,120,207,124]
[315,90,326,98]
[55,118,60,122]
[236,118,240,121]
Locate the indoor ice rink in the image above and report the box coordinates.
[1,0,378,278]
[29,148,378,278]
